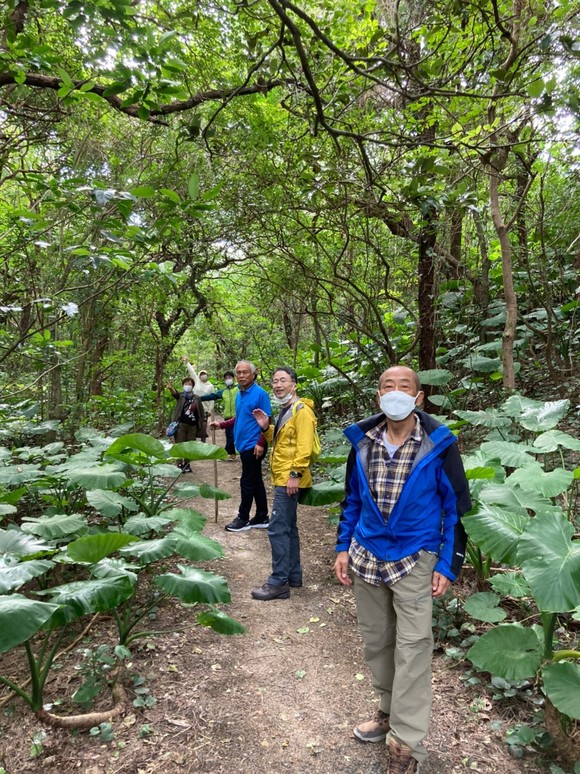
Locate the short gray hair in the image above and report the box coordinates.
[236,360,257,374]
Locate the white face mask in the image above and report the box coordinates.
[200,374,208,382]
[183,384,193,393]
[224,378,234,387]
[379,390,418,421]
[272,392,294,406]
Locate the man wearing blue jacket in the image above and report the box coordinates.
[334,365,470,774]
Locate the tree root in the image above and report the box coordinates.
[35,679,127,729]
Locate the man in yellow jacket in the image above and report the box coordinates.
[251,366,317,600]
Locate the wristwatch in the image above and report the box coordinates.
[289,471,302,479]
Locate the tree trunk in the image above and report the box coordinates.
[489,148,517,390]
[417,208,438,403]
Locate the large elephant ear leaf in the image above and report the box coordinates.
[462,503,529,565]
[542,662,580,720]
[105,433,166,460]
[299,482,345,506]
[467,624,543,681]
[198,483,231,500]
[517,511,580,612]
[67,465,128,490]
[507,462,573,498]
[0,528,50,558]
[154,565,231,605]
[197,608,246,635]
[0,594,60,652]
[21,513,88,540]
[170,442,228,461]
[0,558,54,595]
[42,575,136,620]
[67,533,139,564]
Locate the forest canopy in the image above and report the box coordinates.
[0,0,578,431]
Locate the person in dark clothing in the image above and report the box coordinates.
[166,376,207,473]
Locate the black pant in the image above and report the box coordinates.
[238,448,268,522]
[225,424,236,456]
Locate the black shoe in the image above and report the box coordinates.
[251,582,290,600]
[225,517,250,532]
[181,464,192,473]
[248,516,269,529]
[289,578,303,588]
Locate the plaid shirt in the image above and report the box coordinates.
[349,416,423,587]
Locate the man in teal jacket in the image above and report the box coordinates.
[334,365,470,774]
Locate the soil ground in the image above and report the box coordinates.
[0,429,567,773]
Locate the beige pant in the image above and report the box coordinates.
[354,550,437,764]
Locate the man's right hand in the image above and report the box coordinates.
[334,551,352,586]
[182,355,190,363]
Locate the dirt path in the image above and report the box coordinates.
[0,432,551,773]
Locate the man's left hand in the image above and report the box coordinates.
[432,572,451,598]
[286,477,299,496]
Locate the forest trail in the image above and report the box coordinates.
[0,429,548,773]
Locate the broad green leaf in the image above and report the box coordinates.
[105,433,166,460]
[417,369,453,386]
[467,625,543,680]
[90,557,139,582]
[533,430,580,453]
[542,662,580,720]
[169,532,224,562]
[21,513,88,539]
[154,565,230,604]
[68,465,127,490]
[316,453,349,465]
[462,452,505,483]
[42,575,136,619]
[196,608,245,634]
[463,504,529,564]
[453,409,511,429]
[171,483,201,499]
[67,533,139,563]
[86,489,139,517]
[130,185,156,198]
[479,441,536,468]
[170,441,228,461]
[119,536,175,564]
[0,464,43,485]
[478,482,558,516]
[299,482,345,506]
[463,355,501,372]
[0,529,49,558]
[124,514,173,536]
[0,503,17,516]
[464,592,507,623]
[517,399,570,432]
[162,508,206,532]
[488,572,531,599]
[0,558,54,594]
[0,595,60,652]
[198,483,231,500]
[517,512,580,612]
[507,462,573,498]
[501,394,545,417]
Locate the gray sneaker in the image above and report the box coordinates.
[353,709,391,743]
[225,517,250,532]
[248,516,269,529]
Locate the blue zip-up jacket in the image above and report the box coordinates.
[336,410,470,581]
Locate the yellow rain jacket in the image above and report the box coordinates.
[263,397,316,487]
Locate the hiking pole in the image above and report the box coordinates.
[211,411,219,523]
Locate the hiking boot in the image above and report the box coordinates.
[386,738,419,773]
[248,516,269,529]
[353,709,391,743]
[225,517,250,532]
[181,464,192,473]
[228,454,237,461]
[251,582,290,600]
